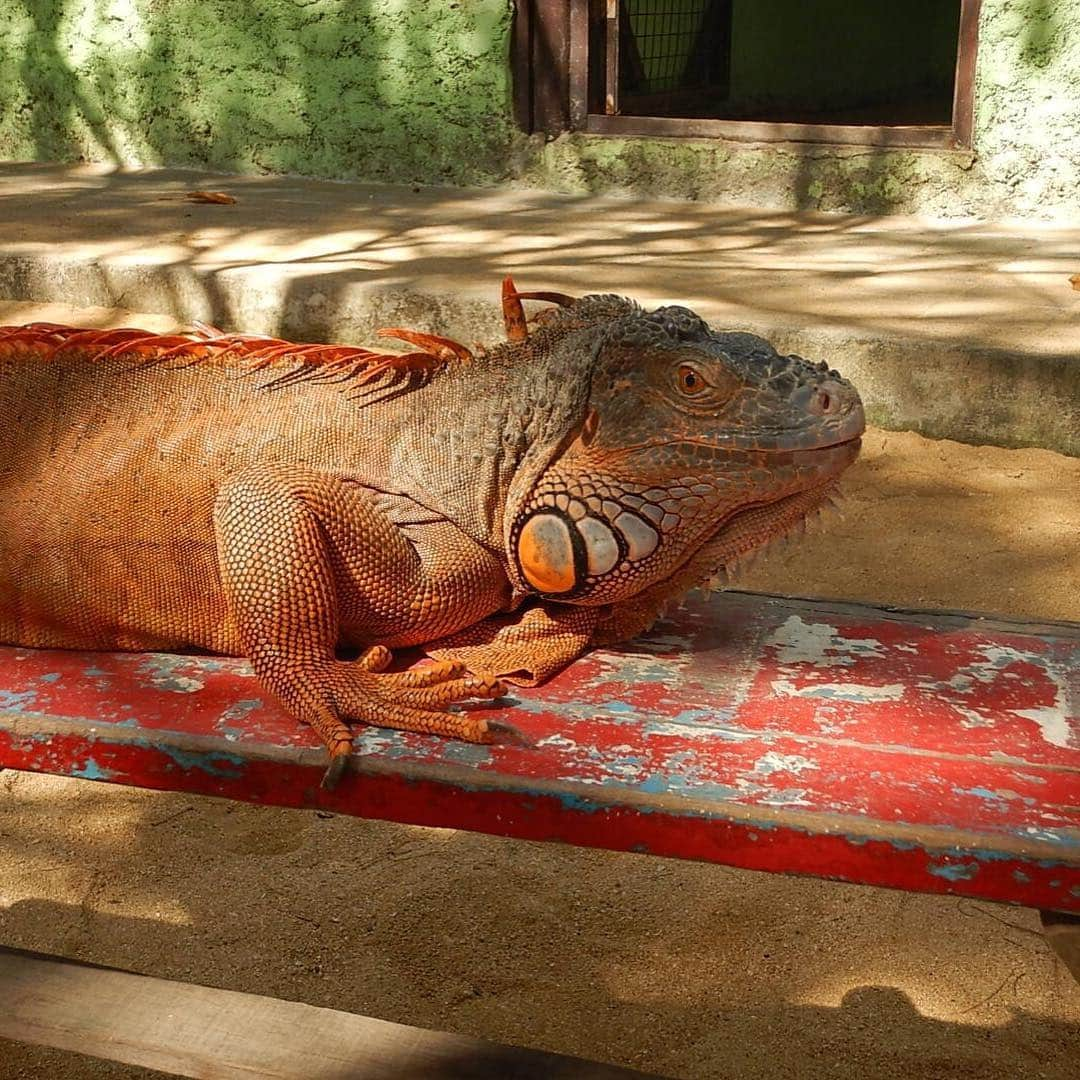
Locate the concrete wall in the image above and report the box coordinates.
[0,0,1078,219]
[0,1,516,187]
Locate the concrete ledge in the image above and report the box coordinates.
[1,164,1077,454]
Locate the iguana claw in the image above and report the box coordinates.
[485,719,532,747]
[320,748,351,791]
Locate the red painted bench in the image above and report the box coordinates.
[1,589,1077,914]
[1,590,1077,1074]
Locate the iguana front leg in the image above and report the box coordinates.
[214,465,507,787]
[426,604,600,686]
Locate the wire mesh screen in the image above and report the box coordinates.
[622,1,720,94]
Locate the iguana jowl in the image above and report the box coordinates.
[0,282,864,785]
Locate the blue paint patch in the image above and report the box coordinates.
[554,790,605,814]
[135,656,207,693]
[637,774,670,795]
[670,708,721,724]
[216,698,266,737]
[150,676,204,693]
[638,771,749,803]
[1024,827,1080,848]
[150,743,246,778]
[1012,870,1032,884]
[83,665,109,678]
[888,839,919,852]
[218,698,264,723]
[759,787,811,807]
[0,689,37,711]
[441,742,493,767]
[960,786,1006,802]
[928,861,979,882]
[844,835,919,852]
[643,718,755,742]
[71,758,113,781]
[603,700,638,715]
[37,672,62,684]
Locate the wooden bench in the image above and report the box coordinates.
[1,589,1078,1074]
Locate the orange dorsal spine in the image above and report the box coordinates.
[0,324,458,397]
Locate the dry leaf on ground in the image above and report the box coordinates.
[184,191,237,205]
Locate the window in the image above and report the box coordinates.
[515,1,981,149]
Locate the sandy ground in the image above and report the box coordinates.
[1,427,1079,1080]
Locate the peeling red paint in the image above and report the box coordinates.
[0,592,1077,911]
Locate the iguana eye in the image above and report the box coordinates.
[677,364,705,395]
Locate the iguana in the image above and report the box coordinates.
[0,280,864,786]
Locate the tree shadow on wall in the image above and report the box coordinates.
[11,0,515,188]
[16,0,121,163]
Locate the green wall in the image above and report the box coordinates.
[0,0,515,186]
[0,0,1078,218]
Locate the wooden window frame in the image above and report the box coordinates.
[515,0,982,151]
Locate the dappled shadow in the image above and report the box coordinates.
[0,10,1077,1077]
[3,1,514,189]
[0,161,1075,354]
[0,770,1078,1079]
[0,159,1076,458]
[1021,0,1064,68]
[0,8,1074,370]
[14,0,122,164]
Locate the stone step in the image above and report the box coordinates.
[1,163,1077,454]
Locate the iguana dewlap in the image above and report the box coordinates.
[0,284,864,786]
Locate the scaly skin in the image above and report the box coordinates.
[0,287,864,785]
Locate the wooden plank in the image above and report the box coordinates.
[584,113,957,149]
[951,0,983,148]
[604,0,620,115]
[0,947,661,1079]
[511,0,534,131]
[0,591,1078,912]
[531,0,572,133]
[568,1,590,128]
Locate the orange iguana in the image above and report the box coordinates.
[0,280,864,786]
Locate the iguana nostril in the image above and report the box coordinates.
[817,390,833,414]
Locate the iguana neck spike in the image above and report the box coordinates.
[502,275,529,342]
[501,276,578,342]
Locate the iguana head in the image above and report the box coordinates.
[504,294,864,605]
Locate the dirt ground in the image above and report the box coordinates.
[1,427,1079,1080]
